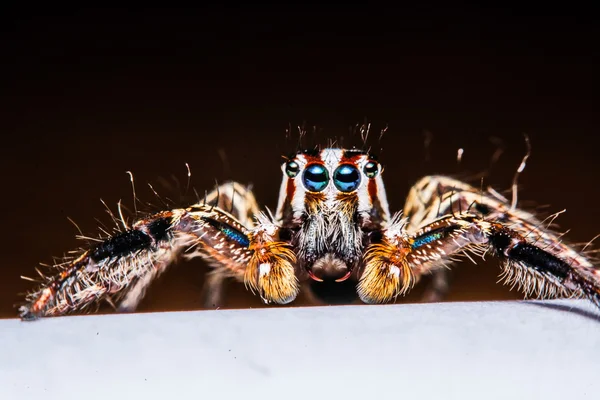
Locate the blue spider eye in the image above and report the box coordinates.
[333,164,361,192]
[302,164,329,192]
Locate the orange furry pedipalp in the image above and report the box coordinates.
[358,240,415,303]
[246,240,299,304]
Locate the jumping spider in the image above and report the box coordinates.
[19,147,600,320]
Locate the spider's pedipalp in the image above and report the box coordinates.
[357,215,415,303]
[245,212,300,304]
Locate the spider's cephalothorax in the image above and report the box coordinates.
[275,148,390,285]
[18,147,600,320]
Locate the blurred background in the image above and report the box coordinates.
[1,6,597,318]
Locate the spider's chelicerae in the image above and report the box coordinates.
[18,147,600,320]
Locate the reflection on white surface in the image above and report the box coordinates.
[1,299,599,400]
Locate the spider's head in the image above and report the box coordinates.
[275,148,391,282]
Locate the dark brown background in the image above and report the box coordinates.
[1,6,598,318]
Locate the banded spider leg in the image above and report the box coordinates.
[193,182,259,309]
[358,175,600,306]
[18,182,294,320]
[400,175,506,302]
[117,181,262,311]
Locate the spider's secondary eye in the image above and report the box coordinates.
[285,161,300,178]
[302,164,329,192]
[333,164,361,192]
[363,160,379,178]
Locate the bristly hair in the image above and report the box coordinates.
[282,119,388,160]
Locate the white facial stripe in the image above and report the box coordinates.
[285,154,312,218]
[275,155,309,221]
[275,165,290,221]
[320,149,344,208]
[354,154,373,213]
[373,172,391,222]
[320,148,344,171]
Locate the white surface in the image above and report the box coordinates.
[1,299,600,399]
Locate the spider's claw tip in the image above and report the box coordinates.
[18,305,39,321]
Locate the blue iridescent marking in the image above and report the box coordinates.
[221,226,250,247]
[412,231,443,249]
[202,217,250,247]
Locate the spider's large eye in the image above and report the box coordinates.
[302,164,329,192]
[333,164,361,192]
[285,160,300,178]
[363,160,379,178]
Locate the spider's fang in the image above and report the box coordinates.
[307,270,324,282]
[335,270,352,282]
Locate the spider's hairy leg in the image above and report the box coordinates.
[402,175,478,302]
[19,204,254,320]
[191,182,261,309]
[358,213,600,308]
[401,174,554,302]
[403,175,478,225]
[121,181,259,311]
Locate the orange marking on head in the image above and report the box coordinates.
[368,178,377,204]
[302,154,323,164]
[286,177,295,203]
[340,153,362,163]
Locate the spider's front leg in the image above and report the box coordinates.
[19,186,298,320]
[195,182,260,309]
[398,174,588,303]
[400,175,505,302]
[357,213,600,307]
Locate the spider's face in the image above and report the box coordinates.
[275,148,391,282]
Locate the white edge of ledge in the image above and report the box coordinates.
[1,299,599,400]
